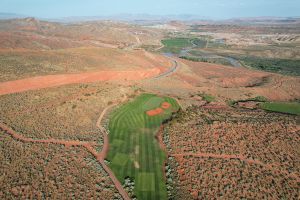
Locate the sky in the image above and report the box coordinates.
[1,0,300,19]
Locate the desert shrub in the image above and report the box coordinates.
[197,93,216,103]
[236,56,300,76]
[180,56,232,66]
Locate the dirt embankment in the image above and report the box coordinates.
[0,48,175,96]
[0,69,160,96]
[178,59,300,101]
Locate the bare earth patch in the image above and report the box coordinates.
[0,68,160,96]
[146,102,172,116]
[161,102,171,109]
[146,107,164,116]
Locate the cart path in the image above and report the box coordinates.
[95,95,130,200]
[171,152,300,182]
[0,96,131,200]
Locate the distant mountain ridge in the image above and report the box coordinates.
[0,12,299,24]
[0,12,27,19]
[48,14,212,23]
[224,16,300,24]
[0,12,210,22]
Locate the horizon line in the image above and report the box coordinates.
[1,12,300,22]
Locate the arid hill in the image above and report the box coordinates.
[0,47,171,82]
[0,18,164,50]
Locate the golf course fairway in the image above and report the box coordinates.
[107,93,180,200]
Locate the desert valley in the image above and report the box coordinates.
[0,7,299,200]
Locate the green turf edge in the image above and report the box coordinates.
[107,93,179,200]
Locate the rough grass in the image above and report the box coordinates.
[203,95,215,103]
[107,93,180,200]
[228,96,268,107]
[260,102,300,115]
[198,93,216,103]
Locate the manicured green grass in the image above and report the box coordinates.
[107,93,180,200]
[191,38,207,48]
[162,38,192,48]
[161,37,209,54]
[136,172,155,192]
[111,139,125,147]
[260,102,300,115]
[112,153,130,167]
[161,38,192,54]
[142,96,164,111]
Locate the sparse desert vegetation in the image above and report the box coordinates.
[164,106,300,199]
[0,131,120,199]
[0,47,171,82]
[0,11,300,200]
[179,55,233,66]
[232,56,300,76]
[0,82,132,141]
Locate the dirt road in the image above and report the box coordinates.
[0,96,131,200]
[94,96,131,200]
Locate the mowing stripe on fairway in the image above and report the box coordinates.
[107,93,179,200]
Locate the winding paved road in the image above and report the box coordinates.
[154,54,179,79]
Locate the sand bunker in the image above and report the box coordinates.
[146,102,172,116]
[161,102,171,109]
[146,108,163,116]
